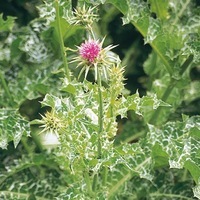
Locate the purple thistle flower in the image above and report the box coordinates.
[79,40,101,63]
[70,37,118,80]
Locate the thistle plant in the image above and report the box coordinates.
[0,0,200,200]
[27,3,126,197]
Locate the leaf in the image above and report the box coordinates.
[107,167,132,198]
[0,109,30,149]
[119,0,199,76]
[143,50,164,76]
[152,143,169,168]
[0,14,16,32]
[186,33,200,64]
[0,154,62,200]
[37,1,56,25]
[4,58,63,106]
[149,0,169,20]
[144,17,162,44]
[121,0,174,75]
[41,94,62,109]
[91,142,155,198]
[193,178,200,199]
[184,160,200,184]
[106,0,128,13]
[61,78,77,94]
[126,91,170,122]
[122,0,149,35]
[19,26,53,64]
[149,170,195,200]
[30,119,44,126]
[147,116,200,185]
[51,17,84,46]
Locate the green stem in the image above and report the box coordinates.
[31,127,44,152]
[92,173,98,192]
[179,55,194,75]
[0,71,13,104]
[84,170,94,197]
[102,166,108,186]
[105,91,114,133]
[149,55,193,125]
[123,131,145,143]
[182,168,188,182]
[97,67,103,159]
[21,137,32,154]
[55,0,71,81]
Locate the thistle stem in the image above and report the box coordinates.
[0,71,13,105]
[102,166,108,186]
[55,0,71,81]
[84,170,94,197]
[105,91,114,133]
[31,128,44,152]
[92,173,98,192]
[97,67,103,159]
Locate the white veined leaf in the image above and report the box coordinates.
[0,109,30,149]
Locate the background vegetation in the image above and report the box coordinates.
[0,0,200,199]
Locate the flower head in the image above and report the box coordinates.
[65,5,98,27]
[71,37,118,80]
[39,111,65,136]
[79,40,101,63]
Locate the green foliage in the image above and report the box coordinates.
[149,0,169,20]
[0,109,30,149]
[0,153,64,199]
[0,14,16,32]
[0,0,200,199]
